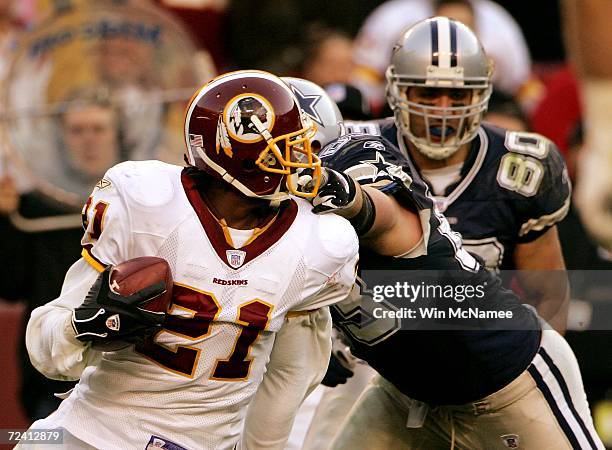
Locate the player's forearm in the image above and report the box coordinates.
[26,258,102,380]
[361,187,424,256]
[536,292,569,335]
[516,271,570,334]
[239,308,332,450]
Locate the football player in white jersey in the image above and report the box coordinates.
[20,70,358,450]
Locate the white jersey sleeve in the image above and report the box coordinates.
[81,160,182,267]
[24,164,133,380]
[26,160,180,380]
[26,258,102,380]
[238,307,332,450]
[296,213,359,311]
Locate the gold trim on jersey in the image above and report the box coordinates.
[81,247,105,272]
[217,213,279,249]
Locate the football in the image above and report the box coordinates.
[109,256,174,313]
[93,256,173,352]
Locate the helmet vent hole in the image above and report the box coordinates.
[242,159,258,172]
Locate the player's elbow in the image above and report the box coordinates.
[26,307,89,381]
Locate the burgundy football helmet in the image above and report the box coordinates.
[185,70,322,201]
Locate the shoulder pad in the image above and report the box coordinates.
[106,161,180,208]
[343,120,382,136]
[316,213,359,261]
[104,161,191,238]
[291,199,358,277]
[304,213,358,278]
[293,198,358,262]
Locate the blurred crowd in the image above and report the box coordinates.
[0,0,611,446]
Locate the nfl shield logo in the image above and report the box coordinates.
[500,434,520,448]
[226,249,246,269]
[432,196,448,213]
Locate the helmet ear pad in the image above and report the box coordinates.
[184,70,322,201]
[386,16,493,160]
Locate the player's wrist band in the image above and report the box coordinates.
[350,189,376,236]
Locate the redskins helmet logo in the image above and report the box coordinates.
[223,94,276,143]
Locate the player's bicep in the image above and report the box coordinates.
[514,226,569,333]
[26,258,103,379]
[515,226,567,271]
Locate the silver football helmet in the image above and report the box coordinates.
[282,77,344,151]
[386,17,493,160]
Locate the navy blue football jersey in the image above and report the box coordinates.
[345,119,571,270]
[320,134,541,404]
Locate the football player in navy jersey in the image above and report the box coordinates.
[301,131,604,449]
[346,16,570,333]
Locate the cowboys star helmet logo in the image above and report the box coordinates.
[290,85,323,126]
[224,94,276,143]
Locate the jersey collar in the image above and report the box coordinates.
[181,169,298,269]
[397,127,488,213]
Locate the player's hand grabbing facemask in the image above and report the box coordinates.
[298,167,358,214]
[71,267,166,347]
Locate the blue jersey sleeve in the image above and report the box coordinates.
[494,131,571,243]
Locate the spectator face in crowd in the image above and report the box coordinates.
[301,26,354,87]
[59,103,120,180]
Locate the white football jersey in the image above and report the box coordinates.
[46,161,358,450]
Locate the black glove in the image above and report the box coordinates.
[299,167,358,214]
[71,266,167,347]
[321,352,355,387]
